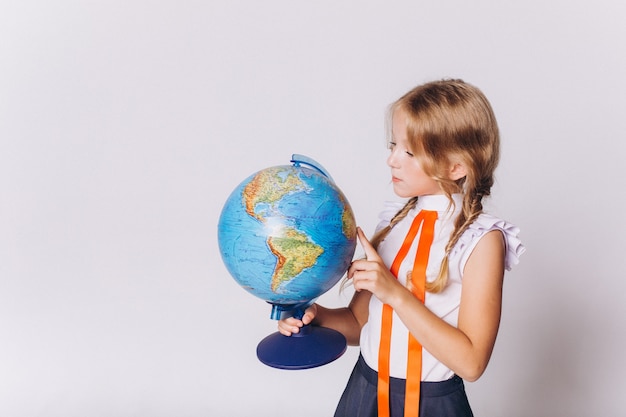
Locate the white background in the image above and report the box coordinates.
[2,1,625,416]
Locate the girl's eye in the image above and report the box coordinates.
[388,141,414,157]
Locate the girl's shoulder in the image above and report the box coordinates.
[451,213,526,272]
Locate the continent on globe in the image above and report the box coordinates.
[267,227,324,292]
[243,167,309,222]
[340,195,357,241]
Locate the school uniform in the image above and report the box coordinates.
[335,194,525,417]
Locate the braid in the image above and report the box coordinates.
[426,190,484,293]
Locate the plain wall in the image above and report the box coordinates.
[2,1,625,416]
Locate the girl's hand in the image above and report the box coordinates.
[277,303,318,336]
[348,227,405,306]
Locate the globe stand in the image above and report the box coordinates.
[256,303,347,370]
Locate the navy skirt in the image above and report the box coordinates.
[334,354,474,417]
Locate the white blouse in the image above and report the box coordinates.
[359,194,525,381]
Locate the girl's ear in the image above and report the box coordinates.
[448,162,467,181]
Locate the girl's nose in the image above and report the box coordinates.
[387,150,399,168]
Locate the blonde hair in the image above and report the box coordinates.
[371,79,500,293]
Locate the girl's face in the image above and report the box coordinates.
[387,109,443,198]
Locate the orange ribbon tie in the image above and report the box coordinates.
[377,209,438,417]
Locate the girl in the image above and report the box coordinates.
[278,79,524,417]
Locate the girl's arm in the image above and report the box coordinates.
[277,289,371,346]
[350,228,505,381]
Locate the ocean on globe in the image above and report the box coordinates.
[218,155,357,318]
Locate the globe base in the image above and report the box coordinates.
[256,325,347,370]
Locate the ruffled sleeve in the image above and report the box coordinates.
[374,201,406,234]
[450,213,526,272]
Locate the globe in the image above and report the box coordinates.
[218,154,357,369]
